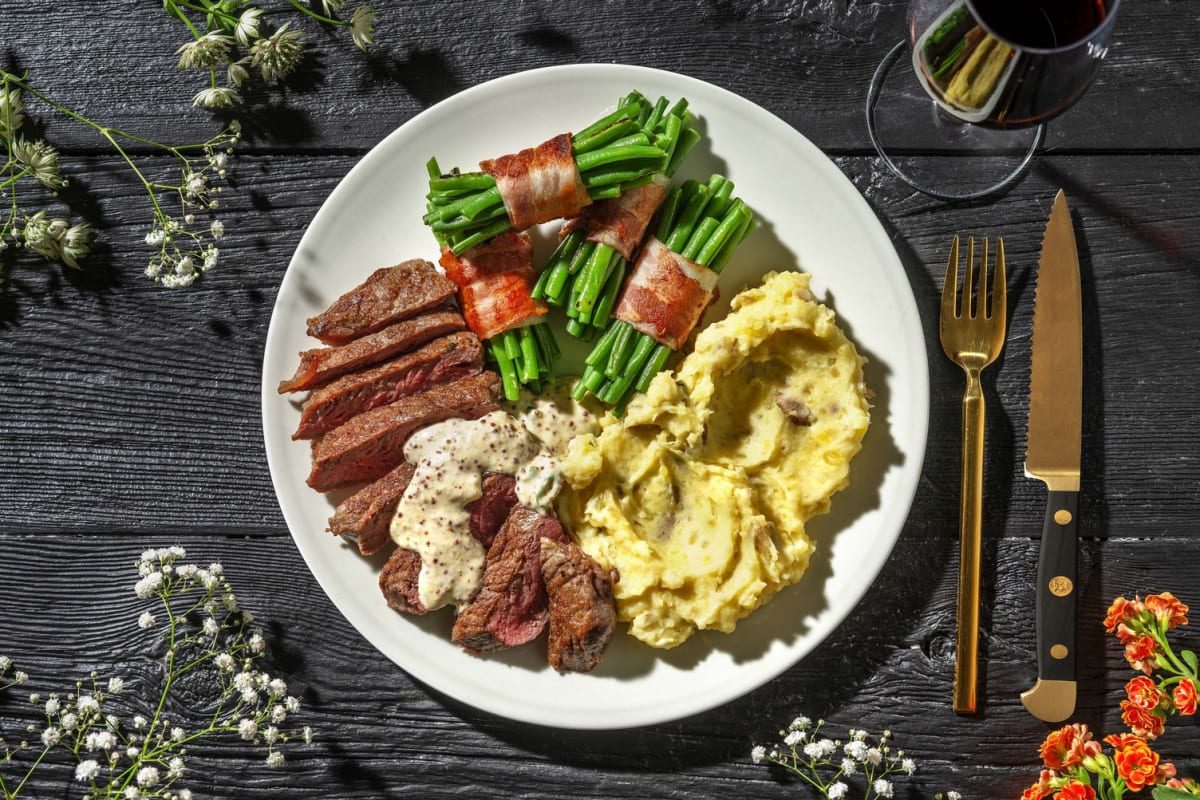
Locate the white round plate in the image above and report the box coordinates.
[262,64,929,729]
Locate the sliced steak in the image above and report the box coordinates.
[307,371,500,491]
[306,259,457,345]
[540,538,618,673]
[452,507,562,654]
[278,308,466,394]
[379,548,426,615]
[327,462,416,556]
[467,473,519,549]
[293,332,483,439]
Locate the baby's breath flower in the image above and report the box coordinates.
[168,756,185,778]
[77,694,100,714]
[136,765,160,788]
[238,718,257,741]
[265,750,284,768]
[202,617,220,637]
[193,86,238,109]
[138,611,157,629]
[13,671,28,685]
[249,633,266,654]
[171,726,186,742]
[268,678,288,696]
[41,726,60,746]
[783,729,802,746]
[45,696,61,715]
[250,23,305,82]
[873,778,894,798]
[301,726,313,744]
[0,655,11,673]
[841,757,858,775]
[176,32,234,70]
[60,712,77,730]
[75,759,101,782]
[210,219,225,238]
[133,715,147,730]
[752,745,766,764]
[135,571,164,599]
[215,652,235,671]
[828,783,848,800]
[349,6,377,50]
[866,747,883,766]
[902,757,917,775]
[107,676,124,695]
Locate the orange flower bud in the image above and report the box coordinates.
[1120,700,1166,739]
[1112,736,1161,792]
[1124,675,1164,711]
[1039,725,1096,770]
[1125,634,1160,674]
[1174,678,1198,715]
[1104,596,1145,633]
[1145,593,1189,629]
[1053,780,1096,800]
[1022,770,1057,800]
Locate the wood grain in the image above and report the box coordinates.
[2,2,1199,797]
[0,535,1197,798]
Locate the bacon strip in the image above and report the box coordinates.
[562,175,668,261]
[613,237,719,351]
[439,231,548,341]
[480,133,590,231]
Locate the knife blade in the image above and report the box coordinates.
[1020,189,1082,723]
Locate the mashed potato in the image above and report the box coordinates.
[558,270,870,648]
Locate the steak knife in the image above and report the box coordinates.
[1020,189,1082,723]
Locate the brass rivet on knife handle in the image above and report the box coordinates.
[1049,576,1073,596]
[1051,645,1069,659]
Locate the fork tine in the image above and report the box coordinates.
[993,236,1006,322]
[941,235,960,321]
[976,237,990,319]
[964,236,975,318]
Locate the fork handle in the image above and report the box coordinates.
[954,368,985,714]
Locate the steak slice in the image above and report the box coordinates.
[467,473,519,549]
[452,507,564,654]
[307,371,500,491]
[278,308,466,394]
[380,548,426,615]
[306,260,457,345]
[540,538,618,673]
[327,462,416,556]
[293,332,483,439]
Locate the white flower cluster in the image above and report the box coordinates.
[0,76,93,271]
[751,716,958,800]
[0,546,314,798]
[171,0,376,110]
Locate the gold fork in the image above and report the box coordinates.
[939,235,1007,714]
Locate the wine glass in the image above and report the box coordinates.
[866,0,1121,200]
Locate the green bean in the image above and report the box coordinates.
[428,172,496,193]
[695,200,749,267]
[489,340,521,401]
[429,204,508,232]
[681,216,719,261]
[449,218,512,255]
[663,184,711,252]
[585,321,622,368]
[519,327,539,383]
[573,118,640,155]
[635,343,672,393]
[654,185,686,241]
[533,320,561,363]
[575,144,665,174]
[606,321,634,379]
[665,127,701,177]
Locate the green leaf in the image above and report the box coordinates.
[1182,648,1198,675]
[1152,788,1196,800]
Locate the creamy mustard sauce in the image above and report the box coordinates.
[388,381,595,612]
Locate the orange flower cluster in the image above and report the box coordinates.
[1103,592,1198,740]
[1020,593,1199,799]
[1022,725,1176,799]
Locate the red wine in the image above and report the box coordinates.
[969,0,1108,50]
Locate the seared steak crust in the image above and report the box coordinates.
[306,260,457,345]
[540,539,618,673]
[293,332,483,439]
[307,371,500,491]
[379,548,426,615]
[279,308,466,394]
[327,462,416,556]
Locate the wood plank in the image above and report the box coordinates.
[2,153,1197,536]
[0,534,1196,797]
[0,0,1194,154]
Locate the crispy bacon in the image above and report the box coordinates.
[613,237,719,351]
[561,175,668,261]
[480,133,590,231]
[439,231,548,341]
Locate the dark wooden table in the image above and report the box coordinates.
[2,2,1198,797]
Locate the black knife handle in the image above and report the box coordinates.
[1035,490,1079,682]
